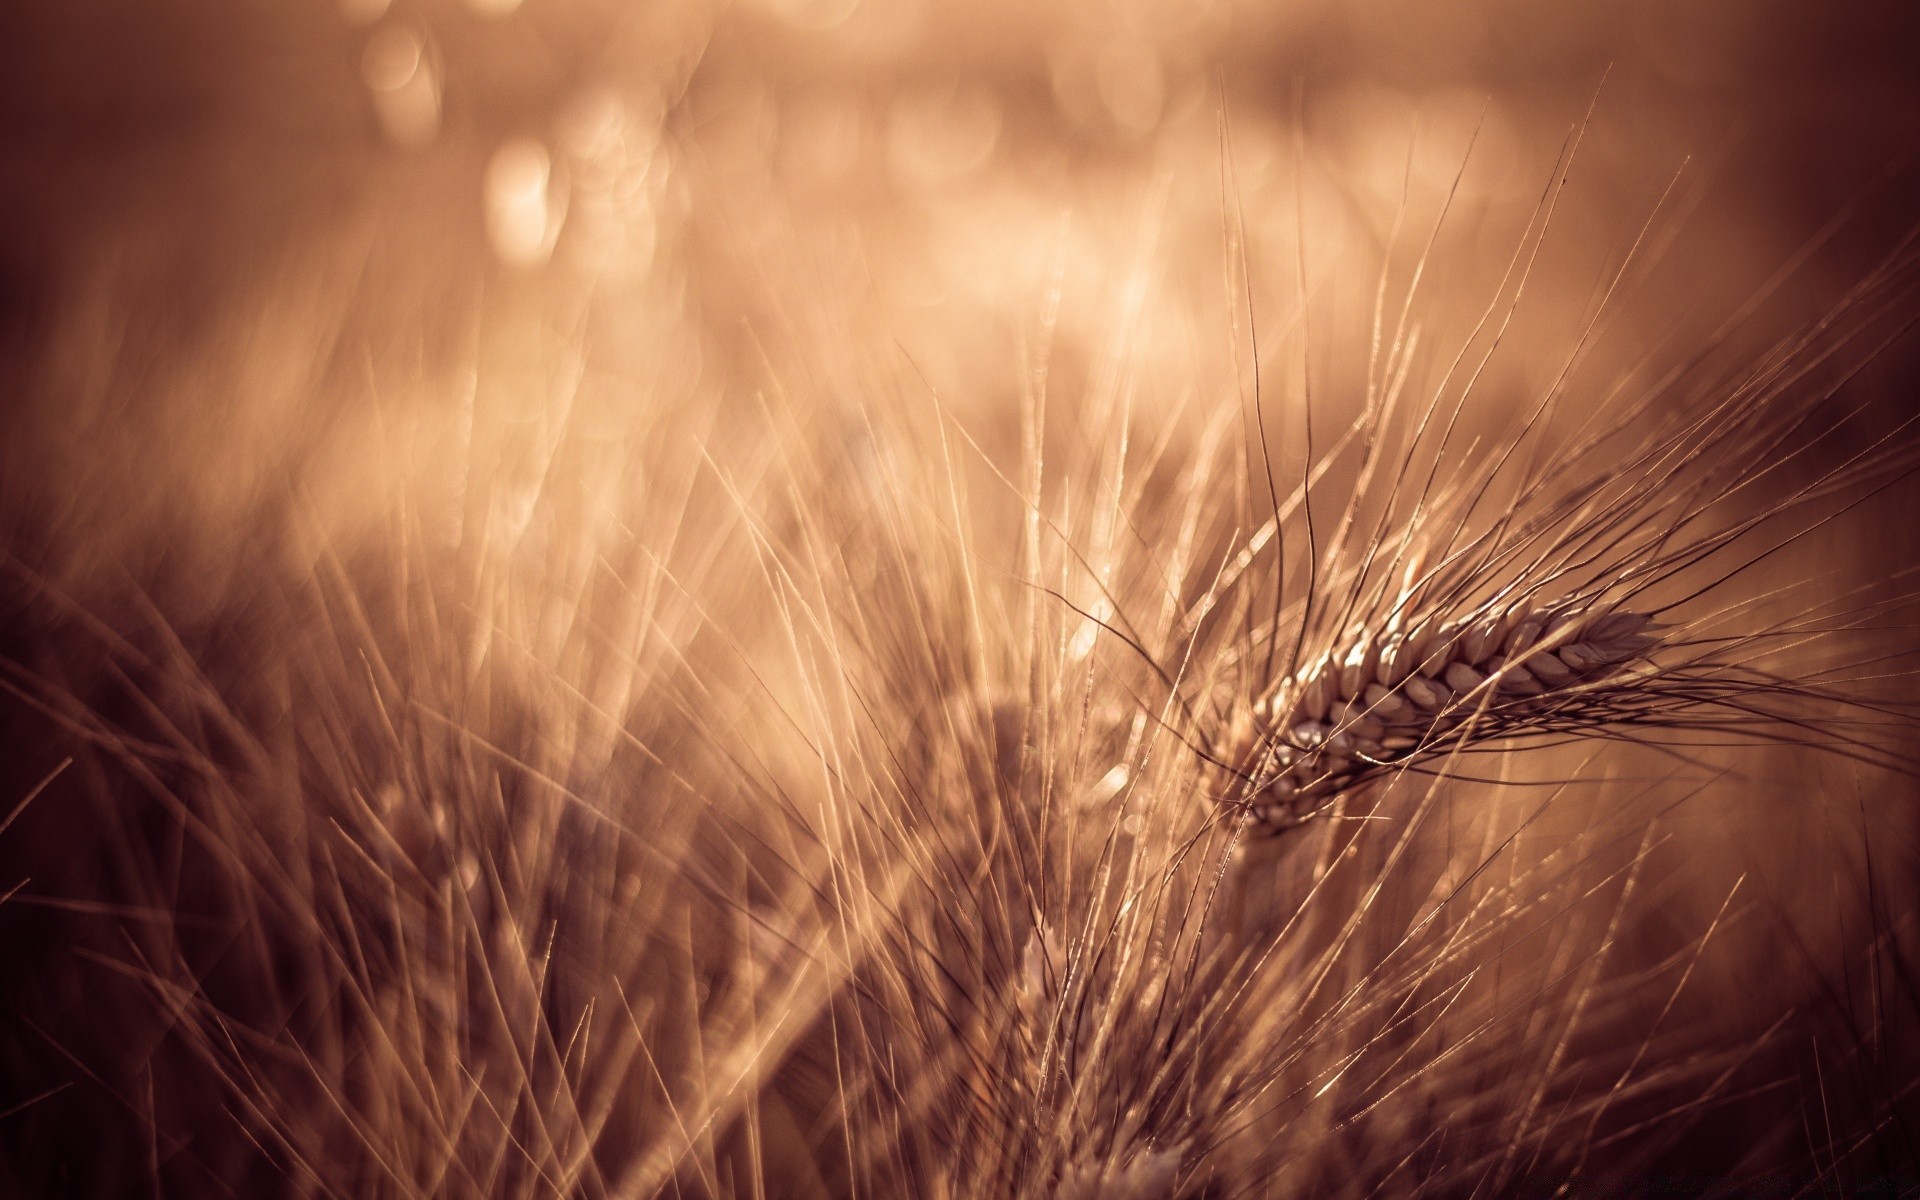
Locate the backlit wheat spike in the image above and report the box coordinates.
[1228,601,1662,829]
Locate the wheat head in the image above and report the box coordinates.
[1229,601,1663,828]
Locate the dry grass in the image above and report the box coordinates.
[3,61,1920,1200]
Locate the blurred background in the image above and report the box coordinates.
[4,0,1919,578]
[5,0,1920,396]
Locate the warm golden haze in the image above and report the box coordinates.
[2,1,1919,1196]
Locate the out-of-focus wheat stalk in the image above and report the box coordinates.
[2,99,1919,1200]
[658,155,1920,1197]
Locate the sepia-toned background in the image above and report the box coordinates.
[5,0,1920,581]
[3,1,1919,1196]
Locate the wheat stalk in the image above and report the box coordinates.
[6,68,1920,1197]
[1194,197,1920,837]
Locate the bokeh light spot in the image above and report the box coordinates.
[361,25,440,147]
[487,138,564,267]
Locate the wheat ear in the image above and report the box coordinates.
[1229,599,1662,829]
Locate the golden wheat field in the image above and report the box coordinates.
[3,1,1920,1196]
